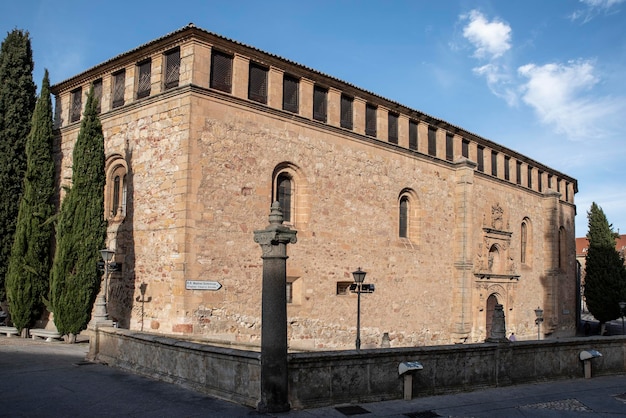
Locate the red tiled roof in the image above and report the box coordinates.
[576,234,626,256]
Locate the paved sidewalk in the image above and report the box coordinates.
[1,336,625,417]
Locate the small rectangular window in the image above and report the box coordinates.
[336,282,352,295]
[388,113,398,144]
[313,85,327,122]
[283,74,299,113]
[446,133,454,161]
[164,47,180,89]
[340,94,353,129]
[210,50,233,93]
[112,70,125,108]
[516,161,522,185]
[286,282,293,304]
[70,87,82,122]
[491,151,498,176]
[538,171,543,192]
[565,182,570,201]
[527,166,533,188]
[366,104,377,137]
[462,139,469,158]
[136,59,151,99]
[504,156,510,180]
[428,126,437,157]
[548,174,553,189]
[248,62,268,104]
[477,146,484,172]
[409,121,418,150]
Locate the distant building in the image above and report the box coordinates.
[51,24,578,348]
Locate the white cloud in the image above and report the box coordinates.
[517,60,625,139]
[569,0,625,22]
[461,10,512,60]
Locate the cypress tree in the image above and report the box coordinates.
[0,29,37,300]
[49,87,106,337]
[5,70,55,332]
[584,202,626,330]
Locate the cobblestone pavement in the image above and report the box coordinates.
[1,335,626,417]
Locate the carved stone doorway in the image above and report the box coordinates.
[486,294,498,337]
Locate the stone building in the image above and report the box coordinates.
[50,24,578,349]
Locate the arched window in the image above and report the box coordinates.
[521,221,527,264]
[276,173,292,223]
[105,156,128,222]
[399,196,409,238]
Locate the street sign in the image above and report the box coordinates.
[185,280,222,291]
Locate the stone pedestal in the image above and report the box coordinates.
[254,202,297,413]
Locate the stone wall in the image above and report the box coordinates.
[93,327,626,410]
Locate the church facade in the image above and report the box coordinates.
[51,24,578,349]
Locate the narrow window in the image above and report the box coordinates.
[527,166,533,189]
[565,182,570,201]
[428,126,437,156]
[477,146,484,172]
[399,196,409,238]
[92,79,102,113]
[286,282,293,304]
[313,85,327,122]
[462,139,469,158]
[112,176,121,217]
[283,74,299,113]
[538,171,543,192]
[446,133,454,161]
[491,151,498,176]
[521,221,527,264]
[340,94,353,129]
[112,70,126,108]
[277,173,292,223]
[136,59,151,99]
[210,50,233,93]
[409,121,418,150]
[366,104,377,137]
[557,179,561,193]
[70,87,82,122]
[516,161,522,185]
[504,156,510,181]
[248,62,268,104]
[164,47,180,89]
[388,113,398,144]
[548,174,553,189]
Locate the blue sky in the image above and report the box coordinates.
[2,0,626,237]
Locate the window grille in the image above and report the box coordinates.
[428,126,437,157]
[248,62,268,104]
[388,113,398,144]
[70,88,82,122]
[477,146,484,172]
[210,50,233,93]
[313,85,327,122]
[283,75,299,113]
[112,70,125,108]
[164,48,180,89]
[409,121,418,150]
[137,60,151,99]
[504,156,510,180]
[277,174,292,223]
[446,133,454,161]
[399,196,408,238]
[366,104,377,137]
[92,79,102,113]
[340,94,353,129]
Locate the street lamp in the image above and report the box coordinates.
[349,268,375,351]
[534,307,544,340]
[619,302,626,335]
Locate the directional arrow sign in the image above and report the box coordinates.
[185,280,222,291]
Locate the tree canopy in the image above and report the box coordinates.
[584,202,626,326]
[49,87,106,336]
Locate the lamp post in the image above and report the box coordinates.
[350,268,375,351]
[619,301,626,335]
[534,307,544,340]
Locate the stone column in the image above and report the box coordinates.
[254,202,297,413]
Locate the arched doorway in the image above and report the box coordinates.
[486,294,498,337]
